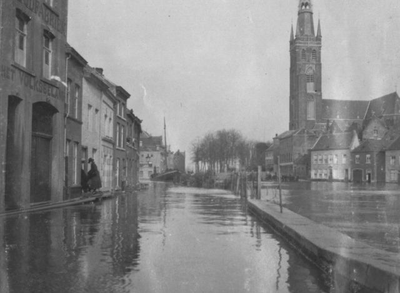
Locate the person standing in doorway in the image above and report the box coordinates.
[88,158,102,193]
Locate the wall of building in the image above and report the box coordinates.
[385,150,400,183]
[311,150,351,180]
[0,0,68,211]
[65,55,85,199]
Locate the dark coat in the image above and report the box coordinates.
[88,162,102,190]
[81,169,89,192]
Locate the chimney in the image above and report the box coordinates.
[95,68,103,75]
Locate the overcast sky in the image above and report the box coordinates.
[68,0,400,161]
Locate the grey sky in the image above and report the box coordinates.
[68,0,400,160]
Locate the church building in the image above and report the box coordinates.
[274,0,400,180]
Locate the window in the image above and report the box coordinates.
[116,123,120,147]
[87,105,92,130]
[318,155,322,164]
[355,155,360,164]
[313,170,317,178]
[391,170,397,181]
[94,109,99,131]
[306,68,315,92]
[73,142,78,184]
[104,114,108,137]
[390,156,396,166]
[121,103,125,118]
[66,140,71,156]
[43,32,54,79]
[373,128,378,138]
[313,155,317,165]
[121,126,125,148]
[312,50,317,60]
[92,148,97,163]
[66,79,72,109]
[74,85,80,119]
[366,154,371,164]
[15,13,28,66]
[334,154,338,164]
[323,155,327,164]
[342,154,347,164]
[328,155,333,164]
[301,49,306,60]
[307,98,315,120]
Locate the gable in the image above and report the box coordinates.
[362,118,388,140]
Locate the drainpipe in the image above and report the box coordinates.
[64,54,71,197]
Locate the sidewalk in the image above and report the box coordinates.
[0,191,115,217]
[248,199,400,293]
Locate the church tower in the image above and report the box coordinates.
[289,0,322,130]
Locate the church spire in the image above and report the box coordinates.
[317,18,322,39]
[296,0,315,37]
[290,23,294,41]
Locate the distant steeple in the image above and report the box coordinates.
[290,23,294,41]
[296,0,315,37]
[317,18,322,39]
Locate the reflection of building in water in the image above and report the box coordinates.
[2,193,141,291]
[0,218,9,293]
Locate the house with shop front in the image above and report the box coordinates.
[311,131,359,181]
[0,0,69,212]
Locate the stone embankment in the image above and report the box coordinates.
[248,199,400,293]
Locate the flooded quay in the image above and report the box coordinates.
[1,183,333,293]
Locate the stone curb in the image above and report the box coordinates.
[247,199,400,293]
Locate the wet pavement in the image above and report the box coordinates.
[261,181,400,254]
[0,183,334,293]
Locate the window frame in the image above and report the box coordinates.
[15,12,29,67]
[43,31,55,79]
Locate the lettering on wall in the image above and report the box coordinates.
[1,64,61,100]
[16,0,66,35]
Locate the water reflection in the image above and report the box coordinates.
[1,184,334,293]
[3,193,139,293]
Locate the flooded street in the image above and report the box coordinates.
[262,181,400,253]
[1,183,332,293]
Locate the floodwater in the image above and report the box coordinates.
[262,181,400,253]
[0,183,333,293]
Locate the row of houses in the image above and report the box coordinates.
[0,0,142,213]
[138,132,185,181]
[266,101,400,183]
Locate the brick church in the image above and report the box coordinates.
[270,0,400,180]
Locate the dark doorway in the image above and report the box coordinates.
[5,96,22,210]
[366,172,372,183]
[30,102,57,203]
[353,169,363,183]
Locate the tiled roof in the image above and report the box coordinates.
[141,136,163,147]
[294,154,309,165]
[321,99,369,120]
[364,92,400,119]
[312,132,354,150]
[352,139,389,153]
[277,129,299,139]
[386,136,400,151]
